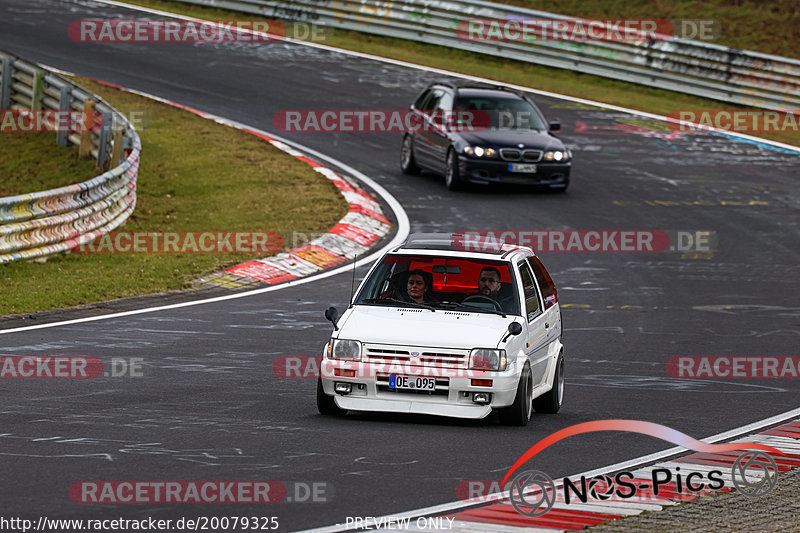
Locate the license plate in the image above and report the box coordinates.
[389,374,437,391]
[508,163,537,173]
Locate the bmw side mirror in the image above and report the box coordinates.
[325,306,339,330]
[549,121,561,132]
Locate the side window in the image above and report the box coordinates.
[518,261,541,321]
[528,257,558,310]
[421,89,443,112]
[414,90,431,110]
[436,92,453,113]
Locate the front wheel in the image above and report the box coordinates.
[533,354,564,413]
[317,378,347,416]
[445,149,464,191]
[499,364,533,426]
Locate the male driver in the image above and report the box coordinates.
[478,267,502,300]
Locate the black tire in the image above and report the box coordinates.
[445,149,464,191]
[533,354,564,414]
[500,364,533,426]
[400,134,420,175]
[317,378,346,416]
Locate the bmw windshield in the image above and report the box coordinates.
[355,254,520,316]
[454,96,547,131]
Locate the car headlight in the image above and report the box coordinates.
[469,348,507,371]
[327,339,362,361]
[544,150,568,162]
[463,146,497,158]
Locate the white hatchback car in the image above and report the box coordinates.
[317,234,564,425]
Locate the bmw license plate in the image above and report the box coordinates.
[389,374,437,391]
[509,163,537,173]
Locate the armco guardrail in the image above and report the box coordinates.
[172,0,800,111]
[0,50,140,263]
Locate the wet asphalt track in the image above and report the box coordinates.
[1,0,799,530]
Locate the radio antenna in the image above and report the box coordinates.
[349,253,358,308]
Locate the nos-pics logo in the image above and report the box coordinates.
[502,420,782,517]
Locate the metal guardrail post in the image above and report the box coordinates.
[56,85,72,146]
[0,57,11,109]
[97,111,112,169]
[32,70,45,110]
[111,128,123,167]
[79,99,95,157]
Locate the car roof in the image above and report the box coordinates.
[394,233,535,262]
[426,80,526,100]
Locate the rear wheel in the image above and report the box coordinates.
[533,354,564,413]
[500,364,533,426]
[445,149,464,191]
[317,378,346,416]
[400,134,420,174]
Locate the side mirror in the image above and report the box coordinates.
[324,306,339,330]
[502,321,523,342]
[549,121,561,132]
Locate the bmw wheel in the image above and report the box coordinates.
[445,149,464,191]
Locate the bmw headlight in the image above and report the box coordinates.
[327,339,362,361]
[463,146,497,158]
[544,150,568,162]
[469,348,507,371]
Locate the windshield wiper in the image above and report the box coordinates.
[363,298,436,312]
[434,301,506,318]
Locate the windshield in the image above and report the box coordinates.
[454,96,546,130]
[355,254,520,315]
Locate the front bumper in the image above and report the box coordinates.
[320,360,520,419]
[458,155,571,187]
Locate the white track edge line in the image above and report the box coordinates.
[294,406,800,533]
[93,0,800,154]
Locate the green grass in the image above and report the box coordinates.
[125,0,800,148]
[0,134,97,197]
[0,77,349,316]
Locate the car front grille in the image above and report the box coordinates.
[522,150,542,162]
[364,344,469,369]
[500,149,543,162]
[499,149,521,161]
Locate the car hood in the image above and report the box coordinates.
[337,305,515,349]
[458,129,562,150]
